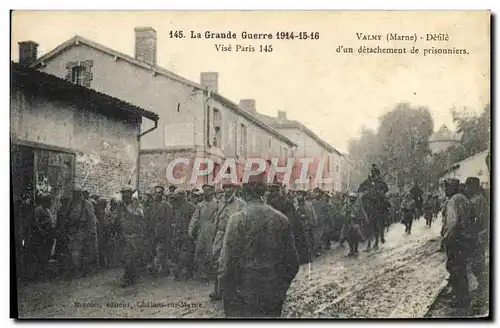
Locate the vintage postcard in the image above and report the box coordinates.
[10,10,491,319]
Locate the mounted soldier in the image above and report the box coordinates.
[357,164,390,251]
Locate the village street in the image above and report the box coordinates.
[17,217,457,319]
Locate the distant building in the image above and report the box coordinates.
[258,110,344,192]
[429,125,461,154]
[25,28,296,190]
[439,150,490,190]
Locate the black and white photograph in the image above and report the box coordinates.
[9,10,491,319]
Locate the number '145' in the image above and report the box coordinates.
[260,45,273,52]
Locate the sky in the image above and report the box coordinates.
[10,11,490,153]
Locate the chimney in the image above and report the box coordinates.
[277,110,287,120]
[239,99,256,114]
[134,27,157,66]
[18,41,39,66]
[200,72,219,92]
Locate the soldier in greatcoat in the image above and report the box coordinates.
[340,192,364,256]
[114,185,146,287]
[145,184,174,277]
[294,190,313,265]
[218,172,299,318]
[465,177,489,294]
[29,193,56,280]
[188,184,219,282]
[67,185,98,278]
[442,178,474,308]
[210,183,245,301]
[171,188,196,280]
[311,188,329,256]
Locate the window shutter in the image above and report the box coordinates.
[65,61,78,81]
[81,60,94,87]
[235,123,240,156]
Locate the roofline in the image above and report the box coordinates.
[429,138,461,143]
[32,35,203,90]
[260,115,343,156]
[12,61,159,122]
[439,149,489,177]
[211,93,297,147]
[32,35,296,147]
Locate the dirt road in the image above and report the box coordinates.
[17,217,448,319]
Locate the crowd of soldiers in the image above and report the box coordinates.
[18,162,489,317]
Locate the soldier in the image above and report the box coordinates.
[358,164,389,250]
[189,184,219,282]
[67,185,98,278]
[210,183,246,301]
[401,193,416,234]
[410,180,424,220]
[423,193,434,227]
[145,184,174,277]
[114,185,146,287]
[267,183,299,253]
[294,190,313,265]
[442,178,474,307]
[465,177,489,293]
[218,172,299,318]
[310,188,327,256]
[170,188,196,280]
[29,193,56,280]
[55,196,72,276]
[341,192,364,257]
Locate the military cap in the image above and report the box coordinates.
[168,185,177,192]
[243,171,267,186]
[268,183,281,190]
[120,185,135,193]
[97,198,108,205]
[370,164,381,176]
[202,184,215,190]
[90,194,99,200]
[296,190,307,195]
[222,182,239,189]
[173,188,186,196]
[154,184,165,191]
[348,192,357,198]
[465,177,480,188]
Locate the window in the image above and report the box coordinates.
[268,136,272,150]
[233,122,238,154]
[212,108,222,147]
[284,147,288,159]
[65,60,93,87]
[240,124,247,157]
[336,164,339,172]
[71,66,85,86]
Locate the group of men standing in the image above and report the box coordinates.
[441,177,489,308]
[20,163,489,317]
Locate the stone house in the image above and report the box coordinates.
[24,27,297,190]
[11,60,158,240]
